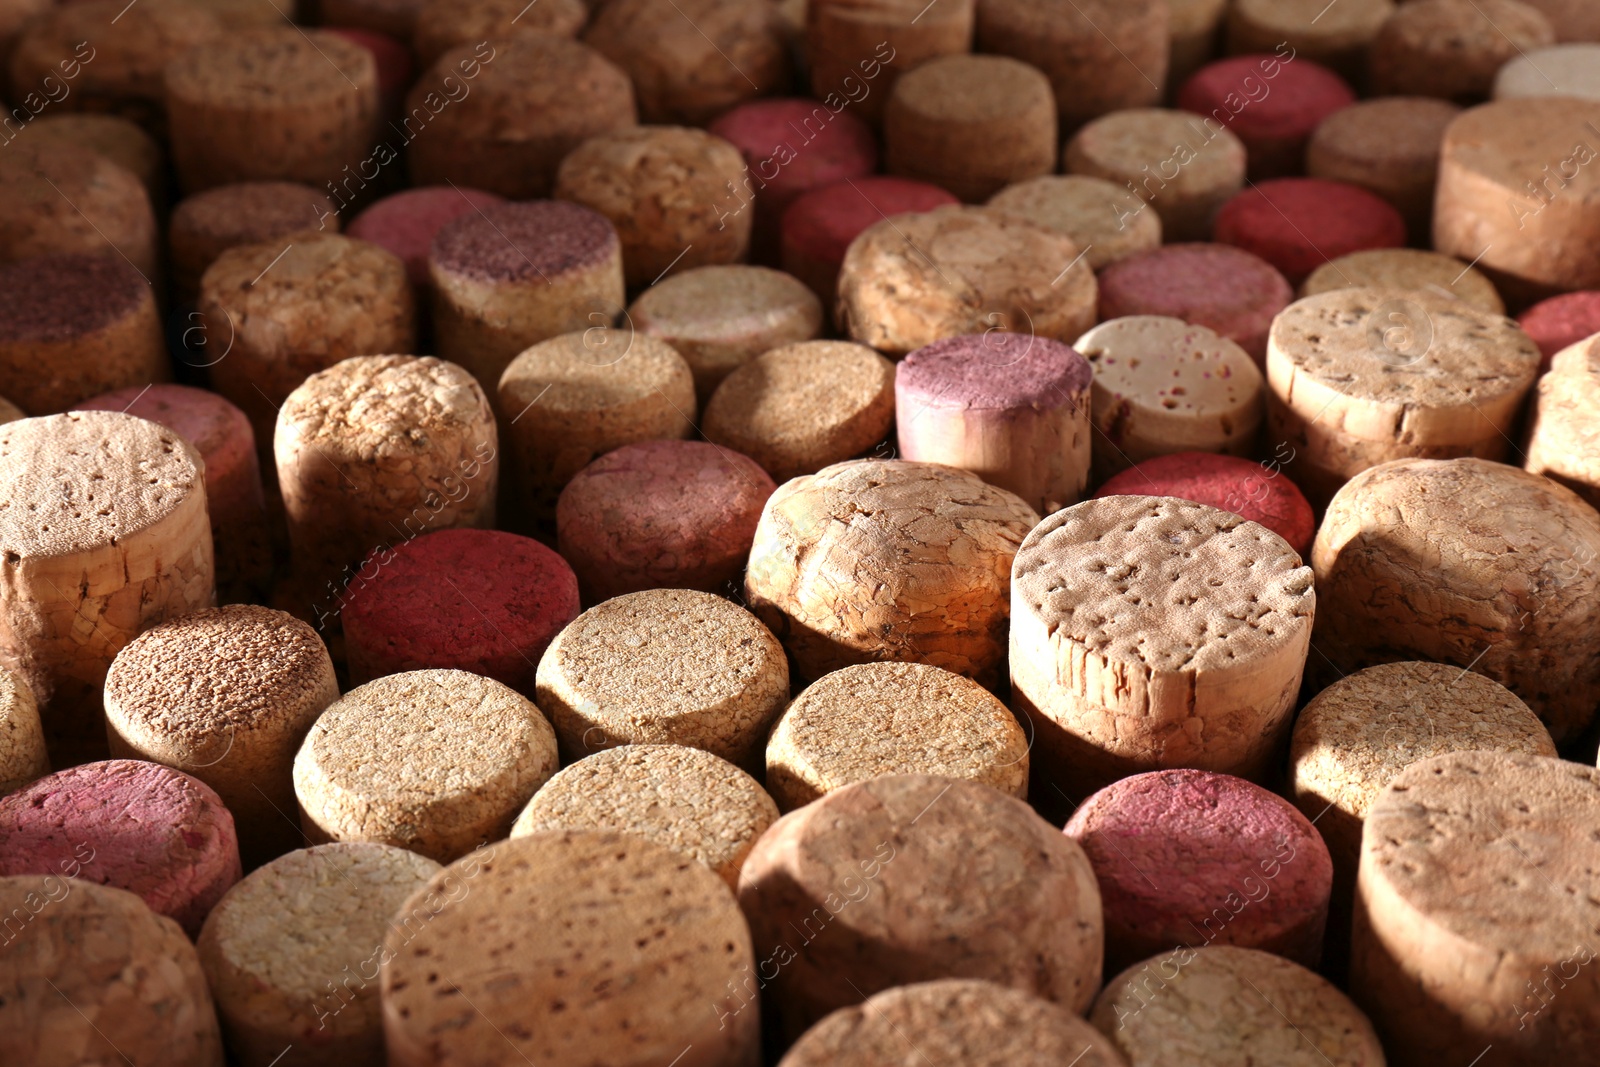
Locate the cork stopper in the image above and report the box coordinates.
[1371,0,1555,101]
[1300,248,1505,315]
[0,396,24,424]
[0,666,47,794]
[169,181,336,301]
[26,115,164,205]
[1306,97,1462,237]
[1227,0,1394,81]
[1526,340,1600,508]
[412,0,584,66]
[1496,43,1600,101]
[805,0,973,127]
[987,174,1162,272]
[0,141,159,280]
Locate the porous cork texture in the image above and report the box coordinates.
[1306,97,1463,237]
[511,744,779,888]
[0,665,47,794]
[26,115,165,206]
[103,605,340,868]
[169,181,337,302]
[1299,249,1505,315]
[1371,0,1555,101]
[1496,43,1600,102]
[0,141,159,279]
[1352,752,1600,1064]
[294,669,559,862]
[412,0,584,67]
[1011,496,1314,789]
[1526,334,1600,507]
[198,843,441,1067]
[381,832,761,1067]
[1228,0,1393,82]
[1310,457,1600,746]
[837,206,1098,357]
[745,459,1041,687]
[766,662,1029,812]
[0,877,224,1067]
[704,340,894,482]
[988,174,1162,272]
[806,0,973,127]
[536,588,789,769]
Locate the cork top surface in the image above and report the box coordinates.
[1099,243,1292,323]
[1233,0,1392,35]
[73,384,253,461]
[987,174,1161,270]
[1093,452,1316,557]
[1497,43,1600,100]
[1300,248,1504,315]
[278,355,492,462]
[890,54,1053,123]
[27,115,163,186]
[202,232,408,317]
[1178,56,1356,140]
[1442,96,1600,191]
[0,141,144,214]
[783,176,959,264]
[1308,96,1461,165]
[897,334,1093,410]
[15,0,224,89]
[499,331,692,411]
[1078,315,1263,417]
[0,253,149,344]
[0,412,204,559]
[555,124,746,207]
[1069,108,1247,190]
[429,199,620,284]
[706,340,893,441]
[1383,0,1554,50]
[164,27,377,106]
[557,438,775,533]
[1014,495,1314,675]
[707,98,878,196]
[629,265,821,343]
[172,182,335,245]
[1550,332,1600,376]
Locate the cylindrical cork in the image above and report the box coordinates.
[806,0,973,128]
[1521,294,1600,368]
[26,115,165,209]
[1300,248,1505,314]
[165,28,379,192]
[1216,178,1407,285]
[511,744,779,888]
[0,253,167,415]
[429,199,625,391]
[0,0,49,65]
[1522,0,1600,39]
[169,182,337,304]
[745,459,1040,687]
[1227,0,1393,83]
[329,27,412,121]
[381,832,760,1067]
[895,333,1093,515]
[200,233,416,448]
[198,843,441,1067]
[977,0,1168,131]
[0,666,46,794]
[1306,97,1463,240]
[1177,55,1357,180]
[1064,107,1248,242]
[1077,316,1265,480]
[738,774,1103,1039]
[0,877,224,1067]
[0,141,159,280]
[411,0,584,67]
[884,54,1056,203]
[103,606,340,870]
[179,0,286,29]
[1312,457,1600,745]
[838,205,1098,357]
[0,412,213,764]
[404,38,636,200]
[1011,496,1314,793]
[1371,0,1555,101]
[1352,752,1600,1065]
[321,0,418,36]
[987,174,1162,271]
[1167,0,1229,92]
[1496,43,1600,101]
[294,669,558,862]
[536,588,789,769]
[276,355,497,608]
[765,661,1029,812]
[1265,288,1540,504]
[1526,334,1600,505]
[346,186,505,289]
[1092,946,1384,1065]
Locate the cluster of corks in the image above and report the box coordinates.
[4,0,1600,1064]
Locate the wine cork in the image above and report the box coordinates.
[1265,288,1540,503]
[1300,248,1505,315]
[1011,496,1314,791]
[328,28,412,121]
[0,253,167,415]
[412,0,584,67]
[321,0,417,36]
[0,0,47,66]
[765,661,1029,812]
[1520,293,1600,367]
[165,28,380,192]
[176,0,286,29]
[1064,107,1248,241]
[987,174,1162,272]
[405,38,636,201]
[1352,752,1600,1064]
[838,205,1098,357]
[26,115,164,208]
[0,141,159,280]
[883,54,1057,203]
[103,605,340,870]
[555,125,752,288]
[976,0,1168,131]
[536,588,789,768]
[0,876,224,1067]
[1371,0,1556,101]
[1095,451,1315,557]
[346,186,503,288]
[806,0,973,128]
[1177,55,1357,179]
[1227,0,1394,83]
[0,412,213,764]
[0,396,22,424]
[1216,178,1407,285]
[429,199,625,391]
[894,333,1093,515]
[381,831,760,1067]
[737,774,1104,1037]
[0,666,46,794]
[1312,457,1600,745]
[1522,0,1600,41]
[510,744,779,888]
[1526,334,1600,505]
[169,182,337,303]
[1077,316,1264,480]
[703,340,895,482]
[1167,0,1229,92]
[1306,97,1463,239]
[1495,43,1600,101]
[628,264,824,403]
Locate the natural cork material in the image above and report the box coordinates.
[1496,43,1600,101]
[1168,0,1228,88]
[1526,334,1600,507]
[1228,0,1393,82]
[806,0,972,128]
[169,181,337,303]
[1306,97,1462,238]
[411,0,584,67]
[26,115,165,206]
[0,141,159,279]
[1371,0,1554,101]
[988,174,1162,272]
[0,666,47,794]
[1299,248,1504,315]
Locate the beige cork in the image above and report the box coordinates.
[104,605,340,869]
[1521,0,1600,41]
[510,743,779,888]
[0,141,158,280]
[703,340,894,482]
[1496,44,1600,102]
[412,0,584,67]
[1300,249,1505,315]
[294,669,558,862]
[0,665,46,794]
[1526,335,1600,508]
[170,182,337,305]
[765,661,1030,812]
[1227,0,1393,83]
[1064,108,1248,242]
[988,174,1162,272]
[0,876,224,1067]
[1352,752,1600,1064]
[884,54,1057,203]
[1077,316,1264,480]
[806,0,972,128]
[837,205,1098,357]
[0,396,23,424]
[1168,0,1229,91]
[1091,945,1384,1066]
[737,774,1104,1038]
[198,843,441,1067]
[745,459,1040,686]
[1011,496,1314,790]
[1371,0,1555,101]
[1307,97,1463,239]
[164,28,380,192]
[535,588,788,769]
[26,115,165,208]
[1265,287,1540,504]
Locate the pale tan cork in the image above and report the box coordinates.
[765,661,1030,812]
[1526,334,1600,508]
[170,182,337,304]
[1496,43,1600,102]
[381,831,761,1067]
[25,115,165,207]
[412,0,584,67]
[0,665,47,794]
[1168,0,1229,91]
[197,843,441,1067]
[510,743,779,888]
[1371,0,1554,101]
[1299,249,1504,315]
[806,0,972,128]
[1228,0,1394,82]
[0,141,159,280]
[988,174,1162,272]
[1306,97,1462,239]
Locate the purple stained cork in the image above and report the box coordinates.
[430,199,622,284]
[346,185,506,288]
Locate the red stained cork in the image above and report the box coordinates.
[1518,291,1600,369]
[1178,54,1356,179]
[429,199,619,284]
[348,185,507,287]
[897,333,1093,410]
[0,253,146,345]
[1097,243,1293,363]
[1214,179,1406,286]
[780,176,959,303]
[1095,451,1315,558]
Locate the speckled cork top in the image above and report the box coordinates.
[174,182,334,245]
[897,334,1093,411]
[1300,248,1504,314]
[429,199,619,284]
[1078,315,1262,426]
[0,254,147,343]
[705,340,893,464]
[629,265,822,355]
[891,53,1051,125]
[1441,96,1600,191]
[165,28,376,108]
[278,355,491,461]
[499,331,692,413]
[1069,107,1246,194]
[203,233,407,327]
[987,174,1161,272]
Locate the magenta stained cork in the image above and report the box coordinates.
[341,528,580,695]
[556,439,777,605]
[1064,768,1333,978]
[0,759,242,938]
[1215,179,1407,286]
[1177,54,1356,179]
[346,185,507,287]
[780,176,958,307]
[1519,292,1600,369]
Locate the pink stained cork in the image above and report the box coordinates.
[1177,53,1357,179]
[1518,291,1600,369]
[1215,178,1407,285]
[1064,768,1333,978]
[346,185,507,288]
[556,439,777,605]
[0,759,242,938]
